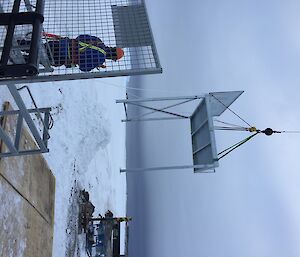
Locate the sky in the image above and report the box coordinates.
[126,1,300,257]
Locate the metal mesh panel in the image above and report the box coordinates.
[112,5,152,47]
[0,0,162,84]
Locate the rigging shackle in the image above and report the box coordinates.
[248,126,257,132]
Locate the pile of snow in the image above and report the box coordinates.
[0,77,127,257]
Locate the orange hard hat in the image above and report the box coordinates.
[116,48,124,60]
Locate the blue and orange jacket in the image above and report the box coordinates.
[76,35,107,72]
[47,35,108,72]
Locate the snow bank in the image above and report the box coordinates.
[0,77,127,257]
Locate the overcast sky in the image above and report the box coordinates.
[126,1,300,257]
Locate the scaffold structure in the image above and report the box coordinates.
[0,0,162,84]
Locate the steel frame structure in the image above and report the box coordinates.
[117,91,243,173]
[0,83,51,157]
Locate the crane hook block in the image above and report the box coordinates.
[263,128,274,136]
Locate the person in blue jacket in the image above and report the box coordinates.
[19,34,125,72]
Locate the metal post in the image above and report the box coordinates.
[0,149,49,158]
[0,126,18,153]
[42,111,51,148]
[120,164,216,173]
[116,95,205,104]
[0,107,52,116]
[0,0,21,66]
[28,0,44,74]
[121,117,189,122]
[14,114,23,149]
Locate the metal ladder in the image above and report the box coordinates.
[0,83,52,157]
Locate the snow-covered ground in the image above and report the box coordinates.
[0,77,127,257]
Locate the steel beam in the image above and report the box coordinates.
[7,83,48,152]
[14,114,23,149]
[0,148,49,158]
[0,126,18,153]
[0,67,163,85]
[120,164,216,173]
[116,95,205,104]
[121,116,188,122]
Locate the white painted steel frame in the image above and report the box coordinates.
[117,94,216,173]
[0,67,162,85]
[0,83,51,157]
[118,91,243,173]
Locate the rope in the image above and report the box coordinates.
[217,132,259,160]
[218,135,253,156]
[281,130,300,133]
[214,119,247,129]
[127,102,189,119]
[137,99,195,119]
[210,94,252,127]
[214,126,248,131]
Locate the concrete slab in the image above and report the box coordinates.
[0,102,55,257]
